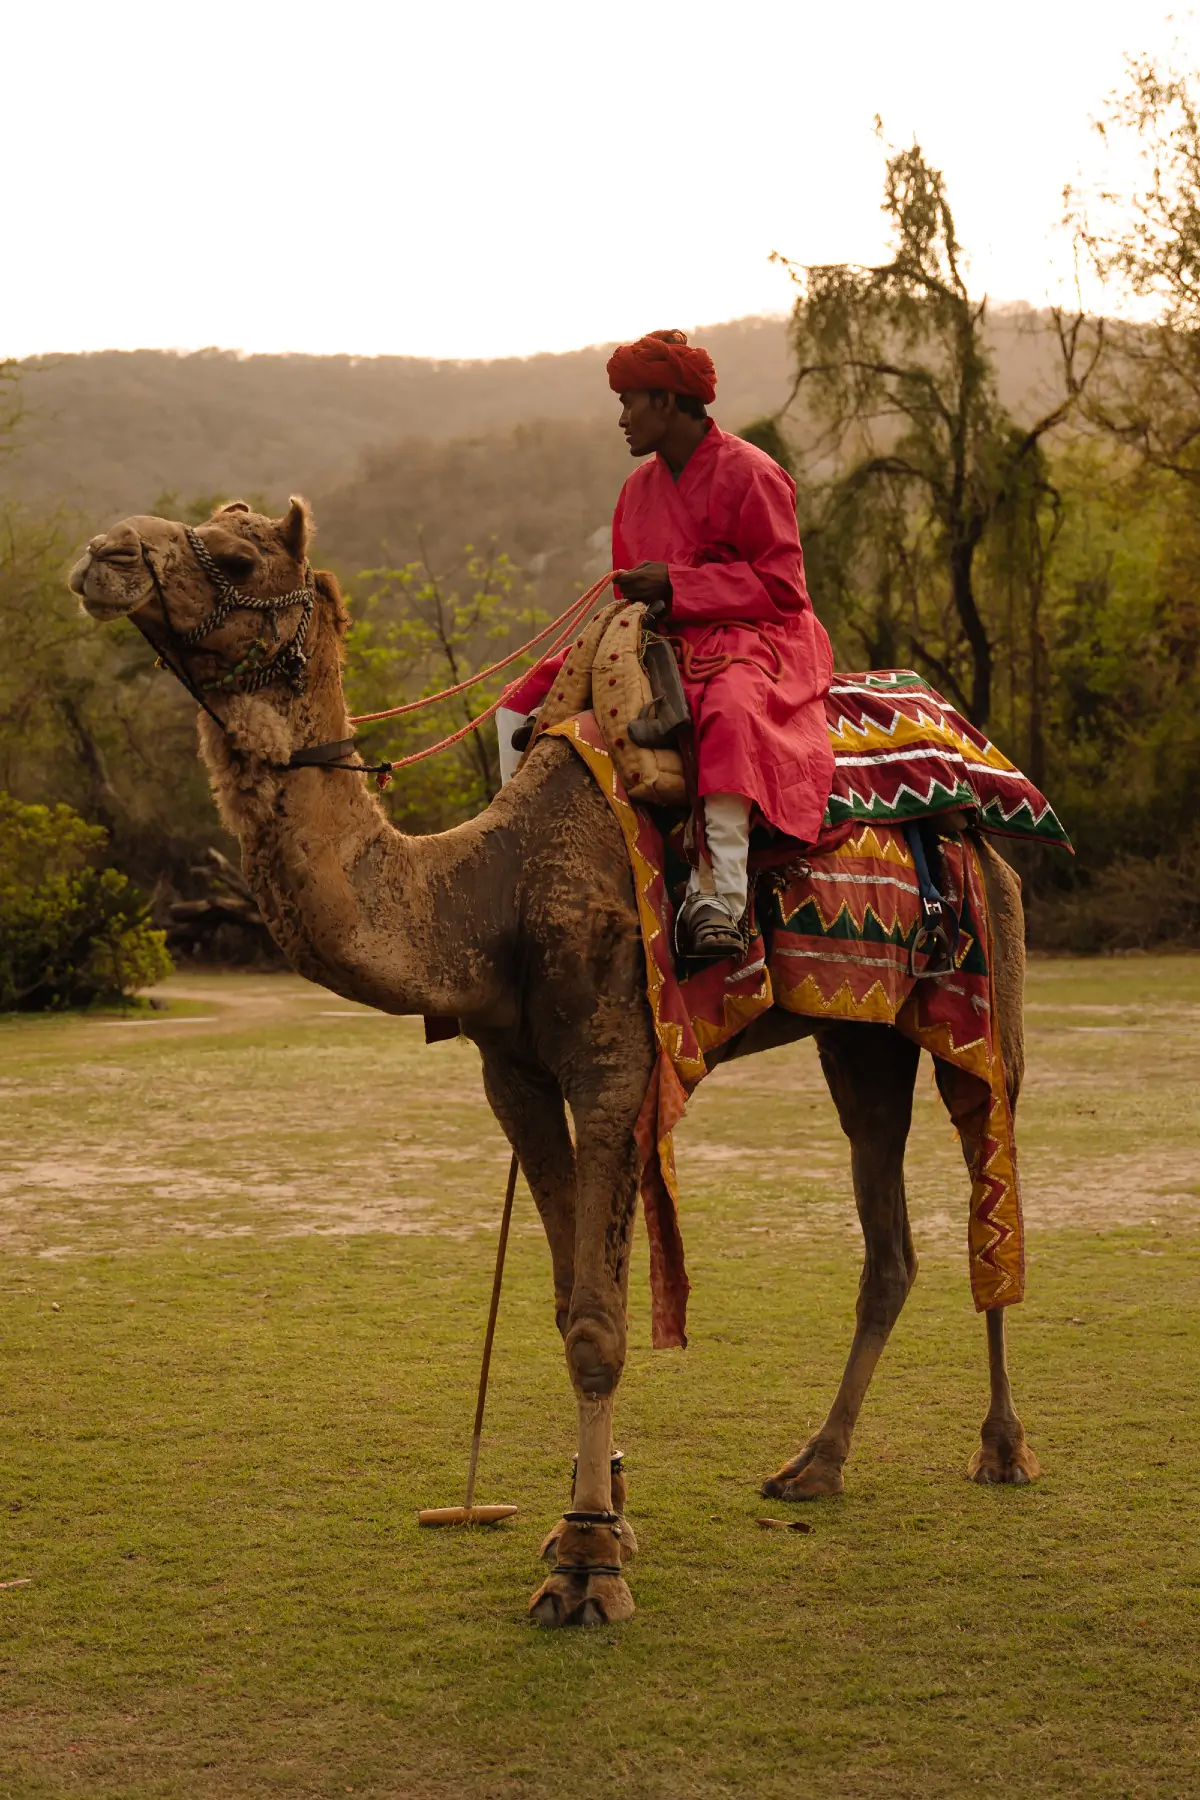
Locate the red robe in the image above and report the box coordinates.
[504,423,834,842]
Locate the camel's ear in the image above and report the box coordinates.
[279,496,312,562]
[220,500,251,515]
[312,568,349,633]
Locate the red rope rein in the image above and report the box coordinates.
[347,572,616,736]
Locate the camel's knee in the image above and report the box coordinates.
[565,1309,626,1398]
[857,1260,914,1333]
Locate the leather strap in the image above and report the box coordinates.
[287,738,359,768]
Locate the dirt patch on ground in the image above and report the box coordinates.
[2,964,1198,1259]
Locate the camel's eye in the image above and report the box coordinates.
[210,545,259,579]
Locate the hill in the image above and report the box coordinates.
[5,308,1069,542]
[312,420,630,600]
[5,318,792,524]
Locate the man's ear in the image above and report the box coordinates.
[279,496,312,561]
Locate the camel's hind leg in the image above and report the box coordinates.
[934,1056,1041,1487]
[940,836,1041,1487]
[968,1309,1041,1485]
[762,1023,921,1501]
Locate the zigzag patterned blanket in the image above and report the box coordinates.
[824,670,1070,847]
[547,712,1026,1351]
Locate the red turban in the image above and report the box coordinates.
[606,328,717,404]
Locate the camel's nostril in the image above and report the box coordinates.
[88,539,138,566]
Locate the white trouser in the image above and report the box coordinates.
[686,793,752,919]
[496,706,528,785]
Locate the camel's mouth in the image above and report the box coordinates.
[71,539,155,622]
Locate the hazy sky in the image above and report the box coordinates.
[4,0,1193,360]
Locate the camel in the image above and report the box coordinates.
[70,498,1041,1628]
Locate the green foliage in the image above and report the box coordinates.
[345,544,547,831]
[0,792,172,1010]
[0,499,223,889]
[0,357,22,457]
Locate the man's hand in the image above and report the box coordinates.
[615,561,672,617]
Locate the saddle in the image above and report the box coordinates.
[526,601,688,807]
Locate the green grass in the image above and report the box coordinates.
[2,961,1199,1798]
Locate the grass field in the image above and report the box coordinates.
[2,958,1198,1799]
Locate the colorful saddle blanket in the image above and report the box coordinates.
[546,712,1027,1351]
[825,670,1069,846]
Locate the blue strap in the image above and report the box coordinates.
[904,821,940,905]
[903,823,958,978]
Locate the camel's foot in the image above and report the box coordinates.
[529,1517,636,1626]
[760,1438,846,1501]
[529,1566,635,1627]
[968,1421,1042,1486]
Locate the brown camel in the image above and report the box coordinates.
[70,499,1041,1627]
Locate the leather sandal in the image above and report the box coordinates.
[678,894,744,962]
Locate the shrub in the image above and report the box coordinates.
[1025,824,1200,953]
[0,794,172,1011]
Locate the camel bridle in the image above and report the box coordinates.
[167,526,315,696]
[132,528,393,782]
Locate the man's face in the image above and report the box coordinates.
[618,389,672,457]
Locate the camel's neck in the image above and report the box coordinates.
[197,623,517,1020]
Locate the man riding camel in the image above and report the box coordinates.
[498,328,835,960]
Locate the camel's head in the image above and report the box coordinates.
[70,497,343,688]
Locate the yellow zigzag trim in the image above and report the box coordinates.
[833,826,917,865]
[829,706,1019,773]
[775,973,901,1025]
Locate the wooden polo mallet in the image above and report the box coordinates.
[418,1150,520,1527]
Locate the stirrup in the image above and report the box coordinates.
[903,821,960,979]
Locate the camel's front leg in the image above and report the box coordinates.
[477,1043,577,1336]
[529,1068,644,1627]
[763,1024,921,1501]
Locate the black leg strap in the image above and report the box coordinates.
[550,1564,624,1579]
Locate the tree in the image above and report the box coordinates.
[344,541,545,832]
[0,501,221,885]
[0,360,22,459]
[1071,55,1200,483]
[775,137,1099,725]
